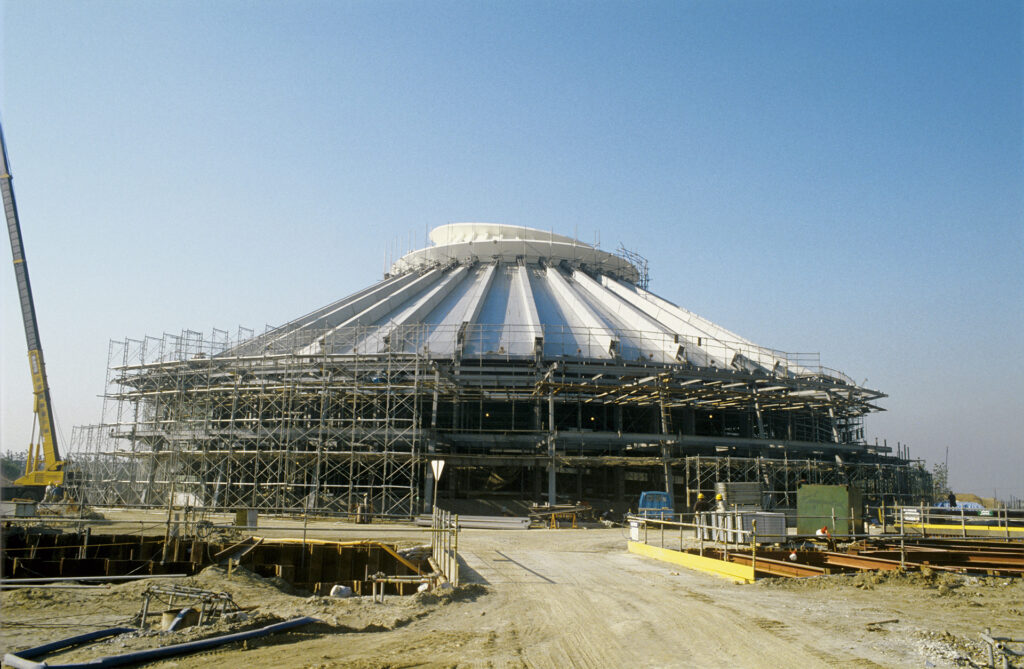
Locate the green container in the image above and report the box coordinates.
[797,484,862,536]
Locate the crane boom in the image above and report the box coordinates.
[1,122,65,486]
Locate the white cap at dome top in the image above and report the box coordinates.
[393,222,638,281]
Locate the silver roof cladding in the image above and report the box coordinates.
[228,223,830,379]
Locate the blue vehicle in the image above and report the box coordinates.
[637,491,674,519]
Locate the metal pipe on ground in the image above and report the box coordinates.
[165,607,197,631]
[1,574,187,584]
[1,584,111,590]
[1,627,136,661]
[3,616,319,669]
[371,573,439,583]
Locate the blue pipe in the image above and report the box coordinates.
[166,607,195,631]
[2,617,319,669]
[6,627,137,660]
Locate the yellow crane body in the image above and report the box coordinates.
[2,123,66,488]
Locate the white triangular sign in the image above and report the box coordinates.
[430,459,446,480]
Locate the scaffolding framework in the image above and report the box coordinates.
[72,327,423,516]
[71,324,929,515]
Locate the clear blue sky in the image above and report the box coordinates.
[2,1,1021,498]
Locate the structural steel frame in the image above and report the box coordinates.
[71,324,928,516]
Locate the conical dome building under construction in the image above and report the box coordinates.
[74,223,929,515]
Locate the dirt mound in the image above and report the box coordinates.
[759,568,1021,593]
[447,582,488,601]
[103,565,304,608]
[3,587,99,607]
[911,628,987,665]
[411,582,489,607]
[844,567,966,590]
[953,492,1000,508]
[188,564,303,595]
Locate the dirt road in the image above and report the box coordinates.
[404,528,1014,667]
[3,526,1021,668]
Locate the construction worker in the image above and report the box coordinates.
[816,525,835,550]
[714,493,725,512]
[691,493,710,531]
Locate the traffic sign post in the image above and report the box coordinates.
[430,459,445,511]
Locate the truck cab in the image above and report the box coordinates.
[637,491,674,520]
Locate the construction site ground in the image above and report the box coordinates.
[2,513,1023,668]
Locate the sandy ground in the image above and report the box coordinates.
[2,524,1023,668]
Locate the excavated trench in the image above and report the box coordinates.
[1,527,430,595]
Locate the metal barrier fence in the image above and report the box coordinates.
[895,505,1024,539]
[629,512,882,576]
[630,506,1024,577]
[628,514,756,558]
[635,504,1024,542]
[431,507,460,587]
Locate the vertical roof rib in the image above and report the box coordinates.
[571,269,684,364]
[498,263,543,356]
[601,276,793,372]
[544,263,618,358]
[423,261,497,356]
[354,265,469,354]
[304,268,443,354]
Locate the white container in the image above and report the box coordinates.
[330,584,353,598]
